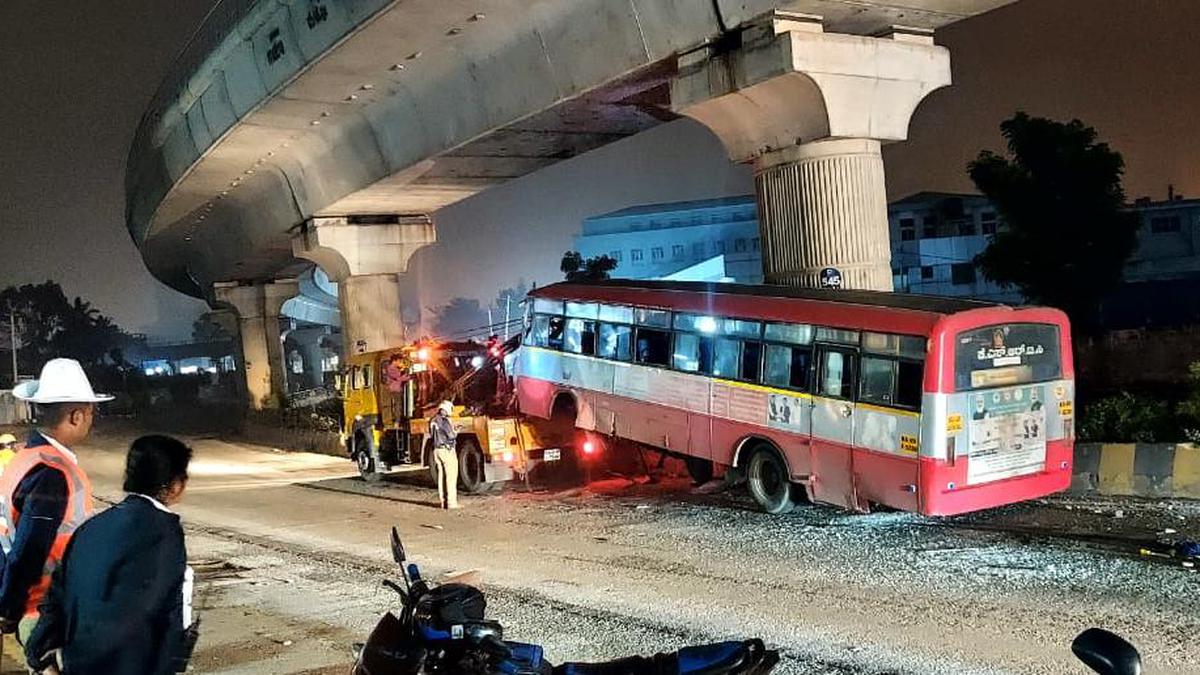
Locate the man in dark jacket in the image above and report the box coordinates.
[25,435,199,675]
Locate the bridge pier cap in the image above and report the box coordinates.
[672,12,950,291]
[292,215,436,355]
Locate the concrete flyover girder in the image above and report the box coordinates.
[128,0,1016,300]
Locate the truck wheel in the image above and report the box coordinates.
[684,456,714,485]
[457,437,497,494]
[355,435,382,483]
[747,447,794,514]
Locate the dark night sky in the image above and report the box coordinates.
[2,0,1198,339]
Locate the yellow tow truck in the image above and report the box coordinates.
[341,337,577,492]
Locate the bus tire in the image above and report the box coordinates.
[747,447,795,514]
[684,456,714,485]
[457,436,497,494]
[354,434,382,483]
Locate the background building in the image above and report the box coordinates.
[575,190,1200,327]
[575,197,761,283]
[887,191,1020,302]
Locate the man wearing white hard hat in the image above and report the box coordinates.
[430,400,460,509]
[0,358,106,659]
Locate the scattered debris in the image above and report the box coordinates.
[422,524,445,530]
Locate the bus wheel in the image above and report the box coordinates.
[684,456,714,486]
[458,437,497,494]
[355,435,382,483]
[747,447,795,514]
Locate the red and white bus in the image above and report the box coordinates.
[513,280,1074,516]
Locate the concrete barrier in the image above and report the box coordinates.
[1072,443,1200,499]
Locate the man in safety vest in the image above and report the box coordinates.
[0,359,107,660]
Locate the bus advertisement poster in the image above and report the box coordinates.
[967,384,1047,485]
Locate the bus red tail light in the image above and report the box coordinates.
[582,441,596,455]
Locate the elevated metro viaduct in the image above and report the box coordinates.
[128,0,1015,408]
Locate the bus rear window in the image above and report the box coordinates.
[955,323,1062,391]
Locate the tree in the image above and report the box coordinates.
[0,281,128,377]
[561,251,618,282]
[969,112,1139,332]
[490,281,529,337]
[192,313,234,343]
[430,297,488,340]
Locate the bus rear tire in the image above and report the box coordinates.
[684,456,714,486]
[747,448,795,514]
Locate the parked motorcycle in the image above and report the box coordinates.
[353,528,1140,675]
[353,527,776,675]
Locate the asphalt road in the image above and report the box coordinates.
[3,425,1197,675]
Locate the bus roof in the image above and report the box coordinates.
[530,280,1008,335]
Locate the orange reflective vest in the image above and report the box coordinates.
[0,444,94,617]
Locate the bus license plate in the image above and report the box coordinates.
[543,449,561,461]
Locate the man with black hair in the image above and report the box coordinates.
[26,434,199,675]
[1,359,107,667]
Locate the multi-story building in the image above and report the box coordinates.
[575,191,1200,321]
[887,191,1020,302]
[574,196,762,283]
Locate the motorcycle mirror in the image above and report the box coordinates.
[1072,628,1142,675]
[391,527,406,565]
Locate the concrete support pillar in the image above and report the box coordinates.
[672,12,950,290]
[262,282,296,401]
[755,138,891,289]
[301,341,325,388]
[215,279,298,409]
[293,215,435,355]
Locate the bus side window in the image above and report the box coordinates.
[529,315,550,347]
[860,357,897,405]
[818,349,857,400]
[763,344,812,391]
[635,328,672,366]
[763,345,791,388]
[547,316,566,350]
[740,341,763,382]
[351,366,362,390]
[673,333,700,372]
[362,364,373,389]
[598,323,632,361]
[712,339,740,378]
[564,319,597,356]
[896,360,924,410]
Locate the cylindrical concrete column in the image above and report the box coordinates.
[754,139,893,290]
[236,313,272,409]
[340,274,405,356]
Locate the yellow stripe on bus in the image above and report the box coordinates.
[714,378,812,400]
[1173,445,1200,498]
[1097,444,1137,496]
[856,402,921,419]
